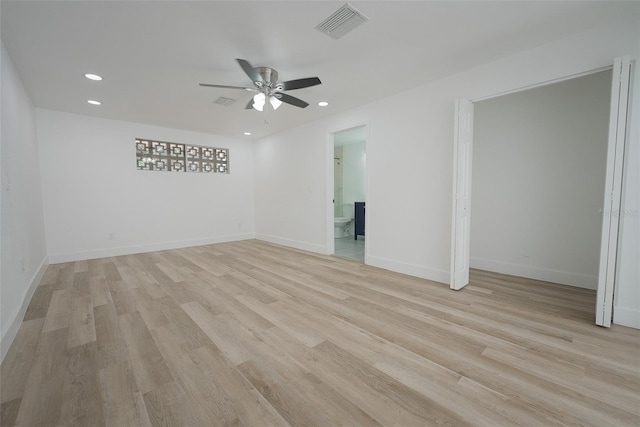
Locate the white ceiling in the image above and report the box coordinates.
[1,1,636,140]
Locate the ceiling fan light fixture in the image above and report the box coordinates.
[253,92,266,111]
[200,58,321,113]
[270,96,282,110]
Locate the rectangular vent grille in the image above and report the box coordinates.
[213,96,236,107]
[316,3,368,40]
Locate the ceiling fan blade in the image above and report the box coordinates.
[199,83,256,91]
[236,58,263,83]
[277,93,309,108]
[245,98,254,110]
[278,77,321,91]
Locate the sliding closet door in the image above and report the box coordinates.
[450,99,474,290]
[596,56,633,327]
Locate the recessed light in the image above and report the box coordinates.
[87,100,101,105]
[318,101,329,107]
[84,73,103,81]
[244,132,252,136]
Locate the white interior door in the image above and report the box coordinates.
[450,99,474,290]
[596,56,633,327]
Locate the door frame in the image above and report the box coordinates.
[450,58,632,327]
[325,122,369,258]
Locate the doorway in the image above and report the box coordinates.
[451,58,634,328]
[329,125,367,261]
[470,70,612,290]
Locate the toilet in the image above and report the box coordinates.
[334,203,354,238]
[334,217,351,238]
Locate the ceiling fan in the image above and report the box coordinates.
[200,59,321,111]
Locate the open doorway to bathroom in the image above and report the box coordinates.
[332,125,366,261]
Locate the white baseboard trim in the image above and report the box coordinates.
[366,254,449,285]
[48,233,256,264]
[255,234,328,255]
[613,305,640,329]
[1,256,49,364]
[470,257,597,290]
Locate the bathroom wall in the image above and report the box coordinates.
[342,141,366,217]
[341,141,366,237]
[334,146,344,217]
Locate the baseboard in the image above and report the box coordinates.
[254,234,328,255]
[366,254,449,285]
[48,233,256,264]
[1,256,49,364]
[613,305,640,329]
[470,257,597,290]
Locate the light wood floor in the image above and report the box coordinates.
[1,240,639,426]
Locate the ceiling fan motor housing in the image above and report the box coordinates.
[255,67,279,88]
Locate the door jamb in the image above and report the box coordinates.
[325,122,369,258]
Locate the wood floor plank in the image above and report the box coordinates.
[181,301,254,365]
[151,295,211,350]
[0,318,44,403]
[106,279,138,315]
[238,355,382,427]
[93,302,128,370]
[118,312,174,394]
[14,328,69,426]
[23,283,55,321]
[59,342,105,426]
[0,398,20,427]
[149,324,241,425]
[67,294,97,348]
[264,326,470,426]
[189,344,291,427]
[42,289,71,332]
[2,240,639,426]
[142,381,202,427]
[235,294,326,348]
[89,276,113,307]
[98,362,151,427]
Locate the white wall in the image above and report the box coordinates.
[342,141,366,208]
[253,17,640,326]
[470,70,612,290]
[37,109,255,262]
[254,121,332,253]
[1,42,48,361]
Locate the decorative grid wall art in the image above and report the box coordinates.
[136,138,229,173]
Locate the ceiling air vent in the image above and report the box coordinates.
[316,3,368,40]
[213,96,236,107]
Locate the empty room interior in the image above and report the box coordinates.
[1,1,639,426]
